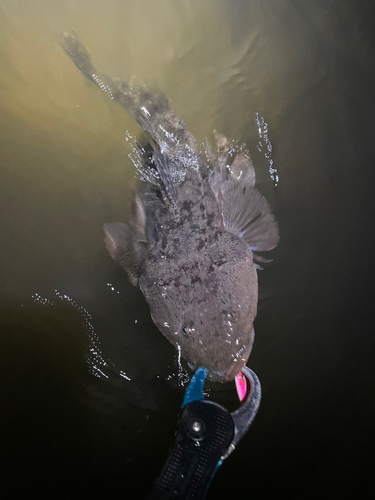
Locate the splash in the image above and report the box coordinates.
[92,73,114,100]
[107,282,120,294]
[254,112,279,186]
[31,290,131,381]
[165,343,190,387]
[55,290,113,379]
[125,131,161,185]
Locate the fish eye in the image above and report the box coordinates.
[222,310,235,320]
[182,320,195,335]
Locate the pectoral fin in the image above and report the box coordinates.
[104,222,146,286]
[210,140,279,253]
[223,185,279,252]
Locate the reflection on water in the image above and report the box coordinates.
[1,0,374,498]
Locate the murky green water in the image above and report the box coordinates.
[1,1,374,498]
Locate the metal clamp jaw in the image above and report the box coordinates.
[151,367,261,500]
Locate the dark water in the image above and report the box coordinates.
[1,1,374,498]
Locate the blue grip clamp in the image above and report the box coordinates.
[152,366,261,499]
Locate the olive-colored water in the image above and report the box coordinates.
[1,1,374,498]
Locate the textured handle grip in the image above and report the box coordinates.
[152,400,235,500]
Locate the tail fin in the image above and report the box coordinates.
[61,34,196,154]
[61,32,200,202]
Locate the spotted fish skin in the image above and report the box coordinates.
[61,33,279,382]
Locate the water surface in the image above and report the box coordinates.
[0,1,374,498]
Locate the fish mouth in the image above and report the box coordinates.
[187,361,239,383]
[206,343,253,383]
[208,362,246,383]
[187,333,254,383]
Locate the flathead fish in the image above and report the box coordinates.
[61,33,279,382]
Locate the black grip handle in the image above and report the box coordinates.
[152,400,235,500]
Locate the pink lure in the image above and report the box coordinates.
[235,372,247,402]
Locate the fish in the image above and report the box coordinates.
[61,32,279,382]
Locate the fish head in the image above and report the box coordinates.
[141,232,258,382]
[178,274,257,383]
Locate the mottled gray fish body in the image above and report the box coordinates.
[61,33,279,382]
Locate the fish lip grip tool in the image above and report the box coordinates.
[151,366,261,500]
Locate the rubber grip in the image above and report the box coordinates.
[152,400,235,500]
